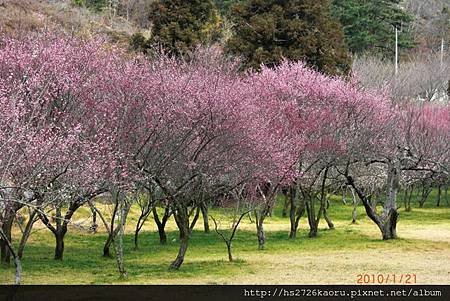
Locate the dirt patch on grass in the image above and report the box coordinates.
[229,249,450,284]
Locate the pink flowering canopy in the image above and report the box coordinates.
[0,32,448,204]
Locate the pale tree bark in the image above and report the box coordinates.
[254,183,276,250]
[101,194,132,259]
[254,207,268,250]
[0,227,21,284]
[113,193,130,279]
[170,203,190,270]
[17,209,38,259]
[288,186,305,239]
[345,160,401,240]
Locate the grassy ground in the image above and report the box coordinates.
[1,191,449,284]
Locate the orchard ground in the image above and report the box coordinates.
[1,192,449,285]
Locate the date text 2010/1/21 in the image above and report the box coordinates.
[357,274,417,284]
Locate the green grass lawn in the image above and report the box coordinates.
[1,192,449,284]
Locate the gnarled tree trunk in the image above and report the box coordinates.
[170,204,190,270]
[346,160,400,240]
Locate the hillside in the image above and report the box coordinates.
[404,0,450,51]
[0,0,139,46]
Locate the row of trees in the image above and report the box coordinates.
[80,0,423,70]
[0,33,449,284]
[129,0,354,75]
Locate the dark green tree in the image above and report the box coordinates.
[130,32,149,53]
[214,0,241,15]
[225,0,351,75]
[147,0,221,56]
[331,0,415,56]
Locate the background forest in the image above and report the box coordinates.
[0,0,449,285]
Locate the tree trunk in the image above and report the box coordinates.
[350,187,358,224]
[381,208,398,240]
[323,198,334,229]
[346,159,400,241]
[103,235,112,257]
[134,220,141,250]
[170,235,189,270]
[189,207,200,232]
[89,203,98,233]
[226,242,233,262]
[255,209,267,250]
[153,207,170,245]
[134,211,149,250]
[54,231,66,260]
[18,210,37,259]
[445,185,449,207]
[341,187,347,205]
[282,188,289,218]
[0,216,14,264]
[288,187,305,239]
[380,161,400,240]
[14,257,22,285]
[404,186,412,212]
[305,195,318,238]
[256,221,265,250]
[288,187,297,238]
[436,185,442,207]
[170,205,190,270]
[113,201,128,279]
[200,203,210,233]
[134,199,154,250]
[104,197,119,258]
[288,199,298,238]
[419,185,431,208]
[403,187,409,212]
[0,239,6,265]
[0,227,22,284]
[103,228,119,257]
[158,225,167,244]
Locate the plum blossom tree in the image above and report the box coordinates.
[0,33,145,265]
[244,61,394,239]
[0,33,95,264]
[132,48,272,269]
